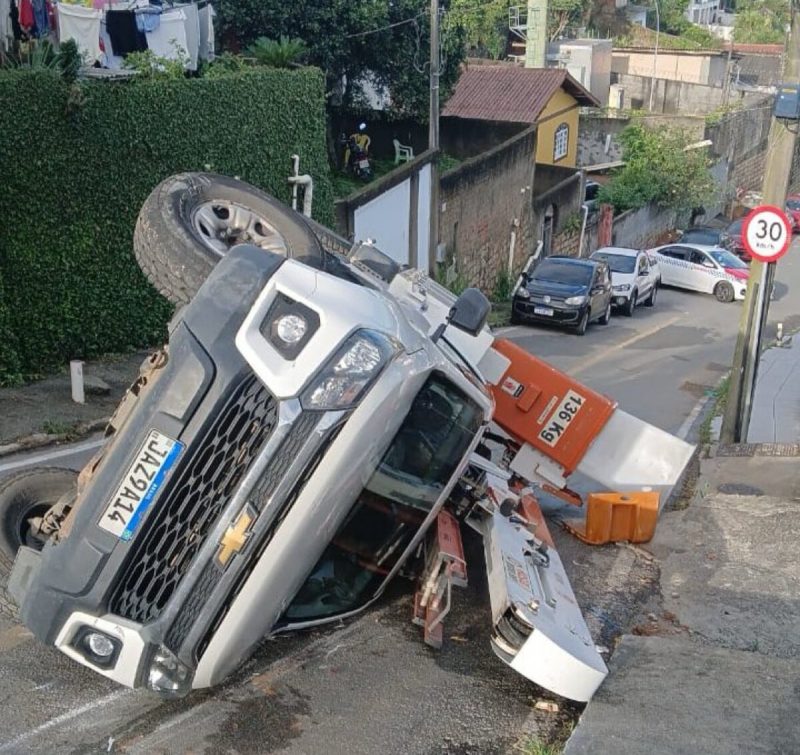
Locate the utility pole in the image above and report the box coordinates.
[649,0,660,112]
[720,8,800,443]
[428,0,440,273]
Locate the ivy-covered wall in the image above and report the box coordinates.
[0,67,333,384]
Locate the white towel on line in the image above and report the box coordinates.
[144,7,188,63]
[57,2,103,65]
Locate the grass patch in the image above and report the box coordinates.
[518,742,562,755]
[489,300,512,328]
[41,419,81,438]
[698,374,731,446]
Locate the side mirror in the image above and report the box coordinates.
[448,288,491,336]
[638,269,648,276]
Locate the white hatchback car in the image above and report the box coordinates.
[590,247,659,316]
[651,243,749,302]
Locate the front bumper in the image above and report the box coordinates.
[9,246,347,691]
[512,299,583,326]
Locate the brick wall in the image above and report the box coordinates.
[439,126,537,292]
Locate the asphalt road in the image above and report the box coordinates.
[0,244,797,754]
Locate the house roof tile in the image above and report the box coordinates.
[442,65,599,124]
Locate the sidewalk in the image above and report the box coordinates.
[748,337,800,443]
[565,448,800,754]
[0,351,148,450]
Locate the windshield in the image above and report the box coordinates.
[787,199,800,210]
[728,219,743,234]
[709,249,748,269]
[283,375,483,622]
[591,252,636,274]
[682,229,720,245]
[531,260,592,286]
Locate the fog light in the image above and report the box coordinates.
[274,314,307,345]
[73,627,121,669]
[148,646,193,699]
[86,631,115,659]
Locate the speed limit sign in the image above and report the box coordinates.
[742,205,792,263]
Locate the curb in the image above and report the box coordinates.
[0,417,110,459]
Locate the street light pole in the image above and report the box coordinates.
[649,0,660,112]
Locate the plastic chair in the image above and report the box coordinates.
[393,138,414,165]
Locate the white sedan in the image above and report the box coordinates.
[650,243,749,302]
[590,247,659,316]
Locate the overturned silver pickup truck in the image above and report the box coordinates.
[2,174,693,702]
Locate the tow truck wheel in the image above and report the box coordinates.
[0,468,77,570]
[134,172,325,306]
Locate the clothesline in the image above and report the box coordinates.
[2,0,215,71]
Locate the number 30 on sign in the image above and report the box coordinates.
[742,205,792,263]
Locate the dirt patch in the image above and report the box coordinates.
[0,351,148,444]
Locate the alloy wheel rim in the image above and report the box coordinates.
[191,200,288,258]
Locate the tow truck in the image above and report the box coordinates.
[1,173,693,702]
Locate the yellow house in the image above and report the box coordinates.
[442,64,599,168]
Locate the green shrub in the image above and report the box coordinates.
[0,68,333,381]
[246,36,307,68]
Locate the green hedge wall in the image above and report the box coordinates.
[0,67,333,384]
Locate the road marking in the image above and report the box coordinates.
[570,315,683,377]
[0,689,131,752]
[0,436,104,475]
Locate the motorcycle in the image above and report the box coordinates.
[340,123,373,181]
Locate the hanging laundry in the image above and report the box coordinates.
[198,2,214,61]
[9,0,23,41]
[0,0,12,51]
[56,2,102,64]
[179,2,199,71]
[134,6,159,34]
[31,0,47,37]
[144,6,187,62]
[99,18,123,69]
[106,9,146,55]
[17,0,32,32]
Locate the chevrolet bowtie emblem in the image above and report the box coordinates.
[216,506,255,568]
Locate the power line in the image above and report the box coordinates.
[345,12,427,38]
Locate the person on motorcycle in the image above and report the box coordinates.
[343,122,370,169]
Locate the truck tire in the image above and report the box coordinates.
[0,468,77,619]
[134,173,325,306]
[0,468,78,570]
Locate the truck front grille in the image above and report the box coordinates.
[195,422,344,661]
[109,373,278,625]
[164,411,320,652]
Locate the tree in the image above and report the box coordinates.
[214,0,466,119]
[598,124,714,212]
[734,0,788,43]
[449,0,510,59]
[548,0,591,40]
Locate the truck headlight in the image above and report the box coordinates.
[515,288,530,299]
[612,284,631,292]
[564,295,587,305]
[148,646,193,699]
[301,329,396,410]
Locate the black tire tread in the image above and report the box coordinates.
[0,467,78,619]
[133,173,323,306]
